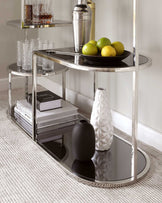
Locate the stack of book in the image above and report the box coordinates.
[26,90,63,112]
[14,91,79,139]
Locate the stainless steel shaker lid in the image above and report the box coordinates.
[74,4,88,12]
[78,0,87,4]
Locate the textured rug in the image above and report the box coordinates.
[0,90,162,203]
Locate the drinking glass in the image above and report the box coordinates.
[46,42,55,71]
[41,40,49,71]
[17,41,22,66]
[22,40,32,71]
[42,41,55,71]
[37,38,43,66]
[40,0,53,24]
[32,0,42,24]
[30,38,37,51]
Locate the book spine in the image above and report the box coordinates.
[16,102,32,118]
[14,106,32,124]
[37,100,41,111]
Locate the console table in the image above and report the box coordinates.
[28,47,152,188]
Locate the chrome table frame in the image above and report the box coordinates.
[31,47,151,187]
[8,0,152,188]
[8,63,68,126]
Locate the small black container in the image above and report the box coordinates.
[72,120,95,161]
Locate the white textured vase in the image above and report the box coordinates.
[90,88,113,151]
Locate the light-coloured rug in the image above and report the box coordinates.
[0,90,162,203]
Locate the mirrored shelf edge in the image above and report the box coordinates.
[7,19,72,29]
[8,63,68,77]
[34,50,152,73]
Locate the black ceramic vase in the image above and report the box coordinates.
[72,120,95,161]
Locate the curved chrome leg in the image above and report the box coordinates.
[131,70,138,181]
[131,0,139,181]
[32,54,37,141]
[62,71,66,100]
[25,76,29,99]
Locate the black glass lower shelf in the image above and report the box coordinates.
[38,124,150,188]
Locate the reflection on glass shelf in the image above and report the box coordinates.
[93,150,112,181]
[35,48,152,72]
[38,124,147,182]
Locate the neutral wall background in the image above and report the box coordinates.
[0,1,162,140]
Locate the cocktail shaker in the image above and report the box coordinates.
[73,0,91,53]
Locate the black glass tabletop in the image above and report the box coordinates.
[38,124,146,182]
[42,47,149,68]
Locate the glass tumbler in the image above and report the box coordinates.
[42,40,49,71]
[37,38,43,67]
[42,41,55,71]
[17,41,22,66]
[40,0,53,24]
[32,0,42,24]
[30,38,37,51]
[22,40,32,71]
[47,42,55,71]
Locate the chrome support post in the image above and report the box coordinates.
[25,76,29,99]
[8,72,12,116]
[32,53,37,141]
[131,70,138,180]
[131,0,139,181]
[62,71,66,100]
